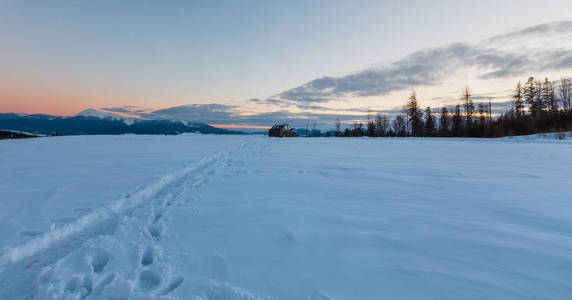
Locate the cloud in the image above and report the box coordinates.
[539,49,572,70]
[487,20,572,43]
[273,21,572,104]
[145,104,240,122]
[100,106,152,114]
[143,104,295,126]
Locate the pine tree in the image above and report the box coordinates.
[535,79,544,116]
[524,77,537,116]
[439,107,450,136]
[424,106,435,136]
[512,82,524,117]
[462,87,475,124]
[541,78,557,114]
[405,90,423,136]
[452,104,463,136]
[366,121,375,137]
[351,122,363,137]
[478,103,487,124]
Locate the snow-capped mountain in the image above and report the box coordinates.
[75,108,136,125]
[0,112,244,136]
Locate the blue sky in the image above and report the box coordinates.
[1,0,572,128]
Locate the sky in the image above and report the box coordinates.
[1,0,572,129]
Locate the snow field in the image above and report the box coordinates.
[1,135,571,299]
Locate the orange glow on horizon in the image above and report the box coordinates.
[1,102,80,116]
[210,124,270,129]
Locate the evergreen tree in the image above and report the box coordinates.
[366,121,375,137]
[478,103,487,124]
[439,107,450,136]
[351,122,363,137]
[512,82,524,117]
[535,79,544,116]
[405,90,423,136]
[541,78,557,113]
[462,87,475,124]
[451,104,463,136]
[524,77,537,116]
[424,106,435,136]
[334,74,572,139]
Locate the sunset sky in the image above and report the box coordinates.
[2,0,572,128]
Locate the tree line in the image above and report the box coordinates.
[334,76,572,138]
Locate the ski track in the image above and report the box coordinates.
[0,139,264,300]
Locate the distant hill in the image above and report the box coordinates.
[0,113,244,136]
[0,130,40,140]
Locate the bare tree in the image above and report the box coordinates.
[374,114,389,137]
[488,99,493,123]
[335,118,341,136]
[392,115,407,137]
[560,77,571,111]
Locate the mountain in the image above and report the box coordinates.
[75,108,136,125]
[0,112,244,136]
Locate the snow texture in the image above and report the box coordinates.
[504,131,572,141]
[1,135,571,299]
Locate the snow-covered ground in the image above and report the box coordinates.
[1,135,571,299]
[504,131,572,141]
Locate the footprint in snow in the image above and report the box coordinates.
[147,224,162,240]
[87,248,111,274]
[139,267,162,291]
[141,246,154,266]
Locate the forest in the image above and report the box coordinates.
[334,76,572,138]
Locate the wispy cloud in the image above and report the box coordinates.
[145,104,240,121]
[100,106,153,115]
[487,20,572,43]
[271,21,572,104]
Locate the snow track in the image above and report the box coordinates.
[0,139,261,300]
